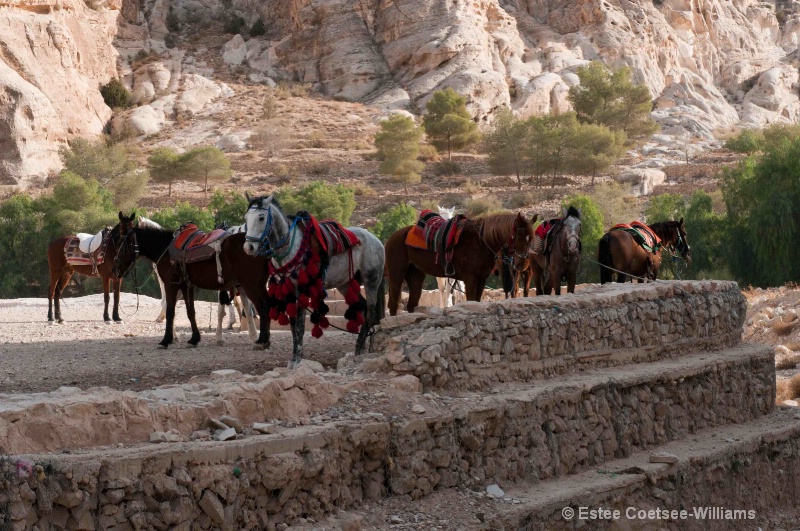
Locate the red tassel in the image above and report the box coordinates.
[297,270,309,286]
[346,320,360,333]
[307,286,318,301]
[311,325,323,338]
[282,281,294,297]
[278,313,290,326]
[345,289,359,306]
[298,294,310,308]
[320,316,329,329]
[356,311,365,325]
[285,303,297,318]
[269,307,279,320]
[268,283,279,297]
[307,261,318,278]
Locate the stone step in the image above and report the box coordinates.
[496,407,800,530]
[3,345,774,529]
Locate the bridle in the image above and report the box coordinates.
[113,226,139,278]
[245,204,302,258]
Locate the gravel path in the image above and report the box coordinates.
[0,294,353,394]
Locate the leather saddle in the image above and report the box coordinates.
[76,230,105,254]
[169,223,230,265]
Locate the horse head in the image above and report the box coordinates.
[561,206,582,258]
[243,194,290,257]
[438,205,456,220]
[676,217,691,264]
[651,219,691,265]
[511,212,535,272]
[112,211,138,278]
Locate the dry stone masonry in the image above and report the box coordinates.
[368,281,747,391]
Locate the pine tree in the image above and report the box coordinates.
[374,115,425,193]
[422,88,480,160]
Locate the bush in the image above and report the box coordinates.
[274,181,356,225]
[464,196,503,217]
[209,190,248,226]
[504,191,537,209]
[724,129,763,154]
[250,18,266,36]
[352,183,377,197]
[262,91,278,119]
[149,202,215,232]
[433,160,462,176]
[99,78,131,109]
[370,203,418,242]
[417,144,439,162]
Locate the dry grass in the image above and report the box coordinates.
[464,195,503,217]
[776,373,800,403]
[462,178,481,195]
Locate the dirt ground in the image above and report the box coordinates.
[0,293,353,394]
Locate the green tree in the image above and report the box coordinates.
[560,194,604,283]
[46,171,118,234]
[61,138,148,211]
[370,203,418,242]
[275,181,356,225]
[149,202,216,232]
[374,115,425,193]
[483,108,529,190]
[724,129,763,154]
[525,112,579,188]
[99,78,131,109]
[422,88,480,160]
[0,194,51,297]
[721,136,800,286]
[210,190,248,226]
[147,147,183,197]
[571,123,626,184]
[181,146,232,197]
[568,61,658,145]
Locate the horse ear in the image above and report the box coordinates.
[118,211,124,221]
[679,217,684,226]
[530,213,539,224]
[129,211,135,220]
[245,192,251,203]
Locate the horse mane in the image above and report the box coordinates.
[565,205,580,219]
[475,213,531,251]
[137,216,163,230]
[648,220,681,242]
[248,195,281,211]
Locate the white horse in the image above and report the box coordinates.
[436,206,467,308]
[143,217,258,344]
[243,194,386,365]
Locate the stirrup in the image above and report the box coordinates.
[444,262,456,276]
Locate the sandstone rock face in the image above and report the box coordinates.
[236,0,800,141]
[0,0,118,185]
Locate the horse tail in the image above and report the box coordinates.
[501,260,514,296]
[598,233,613,284]
[375,274,386,322]
[219,289,233,306]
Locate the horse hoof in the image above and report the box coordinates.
[157,344,168,349]
[104,321,112,325]
[114,320,124,325]
[252,342,269,351]
[57,319,64,324]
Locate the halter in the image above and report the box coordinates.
[113,228,139,278]
[245,204,302,257]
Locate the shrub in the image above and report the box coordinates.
[464,196,503,217]
[223,13,246,34]
[352,183,377,197]
[308,131,329,149]
[306,161,331,176]
[504,191,537,209]
[724,129,763,154]
[164,33,178,49]
[150,202,215,232]
[417,144,439,162]
[371,203,418,242]
[210,190,248,225]
[262,91,278,119]
[433,160,461,176]
[462,178,481,194]
[275,181,356,225]
[250,18,266,36]
[99,78,131,109]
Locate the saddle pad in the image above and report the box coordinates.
[77,231,104,254]
[405,210,465,253]
[307,216,360,257]
[611,221,661,253]
[64,234,109,267]
[535,218,561,240]
[170,224,230,264]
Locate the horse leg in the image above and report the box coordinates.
[617,273,627,283]
[216,295,226,346]
[47,268,60,322]
[159,287,179,348]
[155,265,167,323]
[102,275,112,323]
[112,277,123,322]
[255,296,270,349]
[437,277,447,308]
[55,271,72,323]
[522,269,532,297]
[404,267,426,314]
[185,286,201,346]
[289,307,306,368]
[355,273,382,355]
[239,292,257,342]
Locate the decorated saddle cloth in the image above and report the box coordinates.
[169,223,230,264]
[611,221,661,253]
[306,215,361,258]
[64,229,111,267]
[405,210,466,256]
[535,218,564,254]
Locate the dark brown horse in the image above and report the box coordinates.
[386,212,534,314]
[46,212,135,323]
[598,219,691,283]
[114,220,272,348]
[530,206,582,295]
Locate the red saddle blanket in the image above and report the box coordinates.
[64,232,110,267]
[535,218,561,239]
[170,223,229,264]
[611,221,661,253]
[405,210,465,253]
[307,216,360,257]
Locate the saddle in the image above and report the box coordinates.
[611,221,661,253]
[536,218,564,255]
[169,223,230,269]
[306,216,361,258]
[65,228,111,273]
[405,210,466,274]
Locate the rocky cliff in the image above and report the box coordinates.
[1,0,799,185]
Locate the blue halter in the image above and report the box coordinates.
[245,204,301,257]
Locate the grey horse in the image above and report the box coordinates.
[242,194,386,366]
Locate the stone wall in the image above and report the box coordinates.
[0,345,773,529]
[368,281,747,391]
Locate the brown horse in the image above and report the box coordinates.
[530,206,582,295]
[46,212,135,323]
[114,220,272,348]
[598,219,691,283]
[386,212,534,314]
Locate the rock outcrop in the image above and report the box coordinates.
[0,0,119,185]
